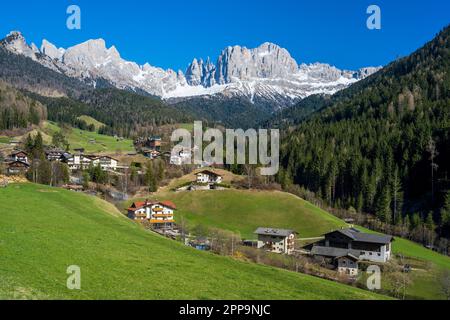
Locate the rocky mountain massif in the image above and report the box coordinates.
[0,31,381,109]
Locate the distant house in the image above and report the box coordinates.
[65,154,118,171]
[127,200,176,229]
[45,149,68,162]
[73,148,85,154]
[91,156,118,171]
[66,154,93,171]
[7,161,30,175]
[143,149,161,160]
[254,228,297,255]
[309,228,394,264]
[10,151,28,164]
[196,170,223,184]
[336,254,359,276]
[149,136,162,151]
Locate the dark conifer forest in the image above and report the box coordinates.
[277,26,450,238]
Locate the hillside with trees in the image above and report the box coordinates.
[278,26,450,247]
[0,81,47,131]
[0,46,193,139]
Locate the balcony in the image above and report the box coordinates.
[152,214,173,218]
[150,220,175,224]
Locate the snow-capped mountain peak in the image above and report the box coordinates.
[0,31,382,108]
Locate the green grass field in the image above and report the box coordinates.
[43,122,134,154]
[0,136,10,144]
[356,226,450,299]
[77,116,106,131]
[124,189,450,299]
[0,183,387,300]
[137,189,347,239]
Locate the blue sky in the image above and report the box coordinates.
[1,0,449,71]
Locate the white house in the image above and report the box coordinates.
[310,228,394,264]
[10,151,28,164]
[196,170,223,184]
[66,154,93,171]
[91,156,118,171]
[254,228,297,255]
[127,200,177,229]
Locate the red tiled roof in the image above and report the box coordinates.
[159,200,177,210]
[127,200,176,211]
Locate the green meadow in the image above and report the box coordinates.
[0,183,387,300]
[43,121,134,154]
[150,189,347,239]
[126,189,450,299]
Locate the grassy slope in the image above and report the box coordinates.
[127,188,450,299]
[135,189,346,239]
[163,168,244,191]
[77,116,106,131]
[43,122,134,154]
[0,183,386,300]
[357,226,450,300]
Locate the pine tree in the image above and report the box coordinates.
[145,162,157,192]
[375,187,392,223]
[391,166,403,225]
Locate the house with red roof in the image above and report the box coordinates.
[127,199,176,229]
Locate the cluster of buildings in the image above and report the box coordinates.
[254,227,394,276]
[2,149,120,175]
[65,153,119,171]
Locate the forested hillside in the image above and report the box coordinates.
[263,94,333,129]
[173,95,272,128]
[30,89,193,138]
[0,45,193,139]
[0,46,91,98]
[279,26,450,240]
[0,81,47,131]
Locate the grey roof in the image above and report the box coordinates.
[254,227,296,237]
[311,246,362,259]
[330,228,393,244]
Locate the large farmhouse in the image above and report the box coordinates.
[127,200,177,229]
[7,160,30,175]
[254,227,297,255]
[45,149,72,162]
[91,156,118,171]
[66,154,118,171]
[66,154,93,170]
[10,151,28,164]
[309,227,394,262]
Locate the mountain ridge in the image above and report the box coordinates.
[0,31,381,108]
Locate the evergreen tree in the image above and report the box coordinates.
[375,187,392,223]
